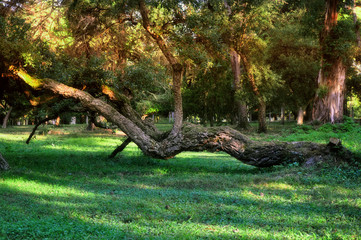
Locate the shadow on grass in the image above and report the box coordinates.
[1,128,361,239]
[1,170,360,239]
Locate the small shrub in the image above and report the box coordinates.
[317,116,359,133]
[293,124,314,134]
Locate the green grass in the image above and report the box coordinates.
[0,122,361,239]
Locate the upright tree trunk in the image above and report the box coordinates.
[87,113,96,131]
[55,116,60,126]
[170,64,184,136]
[281,106,285,125]
[139,0,183,138]
[239,53,267,133]
[313,0,346,123]
[258,101,267,133]
[2,106,12,129]
[230,49,249,129]
[297,107,304,125]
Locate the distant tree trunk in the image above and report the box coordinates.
[230,49,249,129]
[87,113,96,131]
[0,153,9,170]
[297,107,304,125]
[224,1,249,130]
[281,106,285,125]
[2,106,12,128]
[305,104,313,122]
[258,101,267,133]
[239,53,267,133]
[55,116,60,126]
[313,0,346,123]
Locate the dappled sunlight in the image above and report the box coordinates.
[1,127,361,239]
[1,169,360,239]
[1,178,96,200]
[0,133,29,141]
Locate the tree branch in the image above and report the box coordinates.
[109,137,132,158]
[26,116,56,144]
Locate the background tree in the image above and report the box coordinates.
[313,0,356,123]
[267,8,319,125]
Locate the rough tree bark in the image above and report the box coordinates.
[10,67,354,168]
[313,0,346,123]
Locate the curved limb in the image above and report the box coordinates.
[26,116,56,144]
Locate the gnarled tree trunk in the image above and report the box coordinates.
[11,67,353,168]
[313,58,346,123]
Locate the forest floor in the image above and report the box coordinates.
[0,120,360,239]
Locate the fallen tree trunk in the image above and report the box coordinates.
[179,123,352,167]
[11,67,354,167]
[0,153,9,170]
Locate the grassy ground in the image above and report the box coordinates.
[0,121,360,239]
